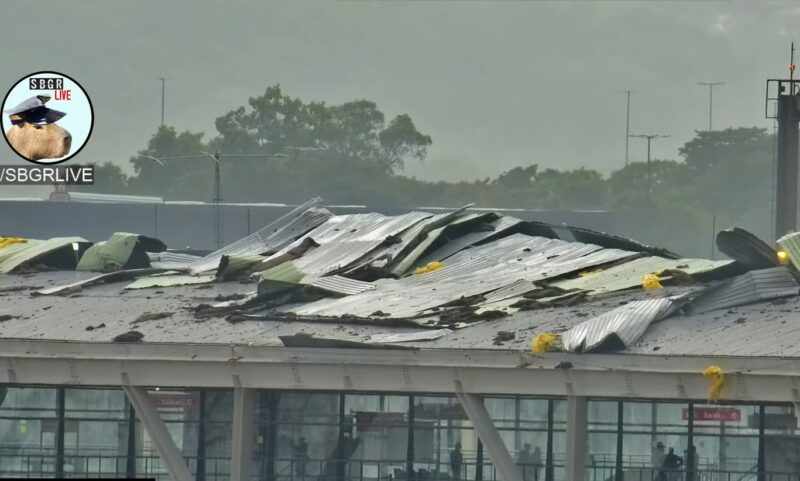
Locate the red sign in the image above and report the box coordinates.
[682,407,741,422]
[149,392,196,409]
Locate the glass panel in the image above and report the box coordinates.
[63,388,129,477]
[0,387,58,477]
[764,404,800,477]
[587,400,617,477]
[552,401,567,481]
[413,396,479,481]
[621,401,688,480]
[274,392,340,481]
[204,391,233,481]
[136,390,201,481]
[691,404,759,477]
[344,394,408,481]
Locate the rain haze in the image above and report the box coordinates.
[2,1,799,196]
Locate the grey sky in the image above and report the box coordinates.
[1,0,799,195]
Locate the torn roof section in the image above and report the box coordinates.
[2,199,799,356]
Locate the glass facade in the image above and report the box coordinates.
[1,385,800,481]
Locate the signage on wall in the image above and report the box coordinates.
[682,407,742,422]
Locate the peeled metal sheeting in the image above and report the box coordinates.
[0,237,88,273]
[717,227,779,270]
[305,275,376,296]
[561,297,677,353]
[567,226,680,259]
[147,251,202,270]
[34,268,166,296]
[76,232,166,273]
[688,267,799,315]
[290,234,636,321]
[265,211,432,278]
[189,198,330,274]
[125,274,216,289]
[552,256,735,296]
[368,329,452,343]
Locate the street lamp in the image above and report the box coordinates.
[141,149,313,248]
[629,133,670,201]
[697,81,725,131]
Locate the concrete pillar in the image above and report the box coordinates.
[123,385,193,481]
[231,387,257,481]
[455,382,522,481]
[566,396,588,481]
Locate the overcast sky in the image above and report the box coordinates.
[2,1,799,196]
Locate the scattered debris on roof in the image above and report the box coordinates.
[687,267,799,315]
[2,200,798,355]
[560,296,680,353]
[76,232,166,272]
[0,236,89,273]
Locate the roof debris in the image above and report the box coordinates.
[2,200,798,355]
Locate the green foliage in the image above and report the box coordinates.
[85,84,777,257]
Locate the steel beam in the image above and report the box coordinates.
[123,385,193,481]
[455,381,522,481]
[1,341,799,403]
[565,396,588,481]
[231,385,257,481]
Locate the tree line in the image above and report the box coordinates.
[79,85,776,257]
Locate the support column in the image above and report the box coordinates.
[776,94,800,238]
[231,387,257,481]
[124,385,193,481]
[454,382,522,481]
[565,396,587,481]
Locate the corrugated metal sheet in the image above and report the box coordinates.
[34,268,166,296]
[344,209,467,275]
[567,226,680,259]
[125,274,215,289]
[147,251,203,270]
[368,329,452,343]
[0,237,88,273]
[189,198,330,274]
[717,227,779,270]
[688,267,799,315]
[279,335,413,350]
[551,256,735,296]
[561,297,676,353]
[66,192,165,204]
[289,234,637,321]
[304,275,376,296]
[409,214,525,270]
[266,211,432,278]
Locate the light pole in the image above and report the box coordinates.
[698,81,725,131]
[629,133,670,201]
[141,150,309,248]
[624,89,634,166]
[159,77,166,126]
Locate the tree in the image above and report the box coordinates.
[607,160,692,208]
[679,127,772,174]
[73,162,128,194]
[378,114,432,171]
[127,125,210,199]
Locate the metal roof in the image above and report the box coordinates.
[2,203,800,360]
[188,199,330,274]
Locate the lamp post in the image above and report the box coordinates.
[141,150,311,248]
[629,133,670,202]
[697,81,725,131]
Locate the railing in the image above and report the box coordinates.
[0,453,231,480]
[2,454,800,481]
[583,464,800,481]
